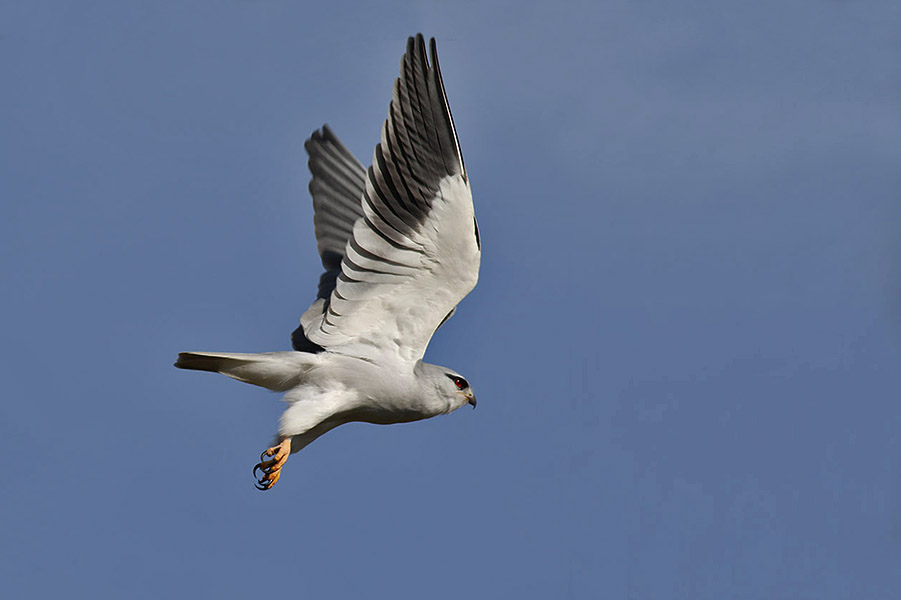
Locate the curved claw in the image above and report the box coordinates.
[255,468,281,491]
[252,438,291,491]
[253,463,274,490]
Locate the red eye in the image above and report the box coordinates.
[445,374,469,390]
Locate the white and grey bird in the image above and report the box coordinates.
[175,34,480,490]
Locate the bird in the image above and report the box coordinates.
[175,34,480,490]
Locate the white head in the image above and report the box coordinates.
[416,362,477,414]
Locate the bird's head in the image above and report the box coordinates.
[417,362,477,413]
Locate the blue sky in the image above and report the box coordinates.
[2,1,899,598]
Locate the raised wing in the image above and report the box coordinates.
[299,34,480,364]
[291,126,366,352]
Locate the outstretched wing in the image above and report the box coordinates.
[292,125,366,352]
[300,34,480,364]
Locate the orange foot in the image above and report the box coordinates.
[253,437,292,491]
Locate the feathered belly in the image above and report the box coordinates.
[348,399,438,425]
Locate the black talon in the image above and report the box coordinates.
[253,450,283,490]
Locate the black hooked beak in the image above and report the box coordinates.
[467,394,477,409]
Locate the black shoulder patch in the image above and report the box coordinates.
[291,323,326,353]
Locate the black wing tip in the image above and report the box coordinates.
[396,34,466,182]
[409,33,438,48]
[318,123,337,142]
[408,33,422,53]
[404,34,439,68]
[428,36,438,61]
[305,123,334,153]
[404,34,434,67]
[425,36,466,182]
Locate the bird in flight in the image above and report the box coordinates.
[175,34,480,490]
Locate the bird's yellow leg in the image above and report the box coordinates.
[253,437,292,491]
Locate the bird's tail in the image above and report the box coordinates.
[174,351,314,392]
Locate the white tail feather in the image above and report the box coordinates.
[174,351,314,392]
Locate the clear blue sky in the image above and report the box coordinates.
[2,1,899,598]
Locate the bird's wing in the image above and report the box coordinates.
[299,34,480,364]
[291,125,366,352]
